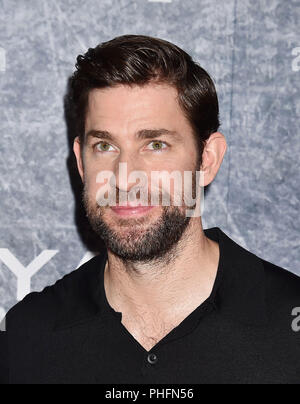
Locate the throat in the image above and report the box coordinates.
[120,312,179,352]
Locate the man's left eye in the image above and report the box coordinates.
[147,141,168,151]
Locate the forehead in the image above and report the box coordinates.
[85,83,191,134]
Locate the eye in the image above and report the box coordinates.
[147,140,168,152]
[94,141,115,152]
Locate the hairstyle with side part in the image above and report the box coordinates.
[70,34,220,166]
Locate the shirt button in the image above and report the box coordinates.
[147,353,158,365]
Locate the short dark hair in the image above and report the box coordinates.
[70,34,220,165]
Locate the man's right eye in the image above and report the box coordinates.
[94,142,114,152]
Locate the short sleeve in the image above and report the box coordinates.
[0,331,9,384]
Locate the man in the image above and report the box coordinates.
[0,35,299,384]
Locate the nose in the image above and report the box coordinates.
[113,152,146,195]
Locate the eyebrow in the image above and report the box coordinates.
[85,128,182,143]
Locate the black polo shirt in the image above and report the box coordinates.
[0,227,300,384]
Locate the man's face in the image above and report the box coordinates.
[77,83,200,263]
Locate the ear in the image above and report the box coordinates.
[73,137,84,181]
[200,132,227,186]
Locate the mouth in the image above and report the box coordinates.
[110,204,155,217]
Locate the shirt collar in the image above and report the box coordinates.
[54,227,268,331]
[205,227,268,326]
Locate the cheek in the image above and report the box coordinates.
[83,168,102,199]
[159,156,197,203]
[156,156,196,175]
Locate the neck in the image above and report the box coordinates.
[104,218,220,323]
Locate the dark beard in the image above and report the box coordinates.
[83,191,192,264]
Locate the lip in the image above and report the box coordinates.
[110,205,154,217]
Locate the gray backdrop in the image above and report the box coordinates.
[0,0,299,317]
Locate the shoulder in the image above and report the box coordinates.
[260,258,300,310]
[5,253,103,333]
[261,258,300,291]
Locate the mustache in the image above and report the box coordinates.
[99,191,171,207]
[95,185,187,207]
[98,180,198,206]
